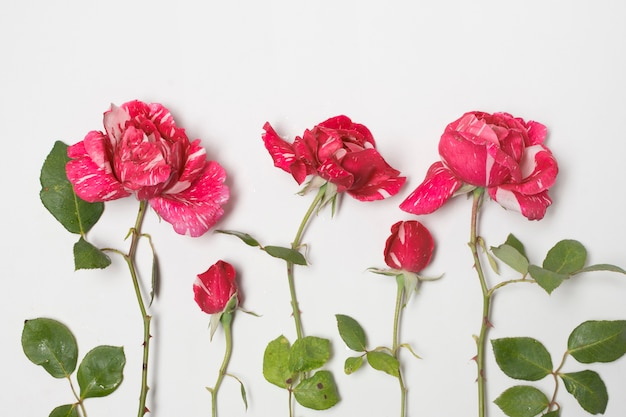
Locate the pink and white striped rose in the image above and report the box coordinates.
[400,111,558,220]
[66,100,229,236]
[262,115,406,201]
[384,220,434,274]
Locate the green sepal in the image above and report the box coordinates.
[293,370,340,410]
[263,246,307,265]
[215,230,260,247]
[478,236,499,274]
[491,337,553,381]
[560,370,607,414]
[40,141,104,235]
[73,237,111,270]
[336,314,367,352]
[494,385,549,417]
[528,265,567,294]
[49,404,80,417]
[366,351,400,377]
[263,335,294,388]
[288,336,330,373]
[542,240,587,275]
[344,356,363,374]
[567,320,626,363]
[491,244,529,275]
[22,318,78,378]
[77,345,125,399]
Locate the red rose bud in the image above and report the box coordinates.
[384,221,434,273]
[262,115,406,201]
[193,261,240,315]
[400,111,558,220]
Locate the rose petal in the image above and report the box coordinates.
[194,260,238,314]
[150,160,229,237]
[339,149,406,201]
[66,139,130,202]
[262,122,312,183]
[488,187,553,220]
[526,120,548,146]
[384,220,434,273]
[399,162,462,215]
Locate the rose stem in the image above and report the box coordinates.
[393,275,408,417]
[469,188,490,417]
[67,375,88,416]
[211,311,234,417]
[287,184,327,340]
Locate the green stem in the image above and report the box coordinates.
[67,376,88,417]
[547,351,569,412]
[393,277,407,417]
[211,312,234,417]
[123,201,152,417]
[469,189,490,417]
[287,184,327,339]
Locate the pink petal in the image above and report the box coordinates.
[339,148,406,201]
[262,122,307,183]
[525,120,548,146]
[66,139,130,202]
[488,187,552,220]
[399,162,463,215]
[103,104,131,145]
[165,139,208,195]
[149,160,229,237]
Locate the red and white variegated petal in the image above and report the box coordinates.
[262,122,299,174]
[81,130,112,172]
[525,120,548,146]
[399,162,463,215]
[488,187,553,220]
[340,148,406,201]
[384,220,434,273]
[516,145,558,194]
[149,160,229,237]
[165,139,207,195]
[318,157,354,193]
[66,141,130,202]
[103,104,131,146]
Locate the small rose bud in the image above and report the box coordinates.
[384,221,434,274]
[193,260,240,315]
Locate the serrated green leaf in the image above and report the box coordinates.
[543,240,587,275]
[492,337,553,381]
[215,230,260,247]
[577,263,626,274]
[293,370,339,410]
[49,404,79,417]
[78,345,125,399]
[264,246,307,265]
[505,234,527,258]
[366,351,400,377]
[560,370,607,414]
[289,336,330,373]
[494,385,549,417]
[344,356,363,374]
[568,320,626,363]
[336,314,367,352]
[263,335,294,388]
[491,244,529,275]
[528,265,567,294]
[22,318,78,378]
[73,237,112,270]
[40,141,104,235]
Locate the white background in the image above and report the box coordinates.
[2,1,626,416]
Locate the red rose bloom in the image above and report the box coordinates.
[193,261,240,315]
[66,100,229,237]
[262,115,406,201]
[400,111,558,220]
[384,221,434,273]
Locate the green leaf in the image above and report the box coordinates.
[505,234,527,258]
[366,351,400,377]
[491,337,553,381]
[264,246,307,265]
[491,244,529,275]
[567,320,626,363]
[560,370,607,414]
[49,404,79,417]
[73,237,112,270]
[336,314,367,352]
[40,141,104,235]
[577,263,626,274]
[543,240,587,275]
[77,345,125,399]
[293,370,340,410]
[494,385,549,417]
[528,265,567,294]
[288,336,330,373]
[263,335,294,388]
[215,230,260,247]
[22,318,78,378]
[344,356,363,374]
[543,411,559,417]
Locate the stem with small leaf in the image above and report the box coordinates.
[67,376,87,417]
[210,311,234,417]
[287,184,327,339]
[393,276,408,417]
